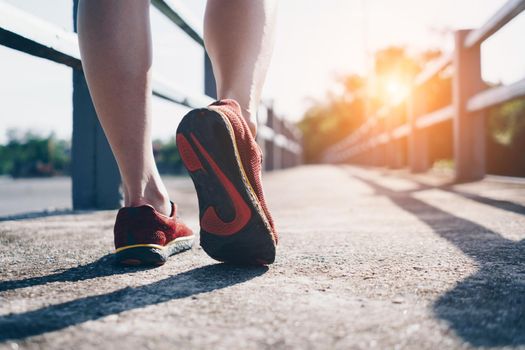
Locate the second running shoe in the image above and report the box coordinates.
[114,202,194,266]
[176,99,277,265]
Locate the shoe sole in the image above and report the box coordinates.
[114,235,194,266]
[176,108,276,265]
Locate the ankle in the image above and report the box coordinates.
[240,107,258,138]
[216,94,258,137]
[125,178,171,216]
[247,119,257,138]
[127,196,171,216]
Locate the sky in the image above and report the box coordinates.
[1,0,524,143]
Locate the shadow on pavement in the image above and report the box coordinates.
[447,189,525,217]
[0,255,152,293]
[0,263,268,341]
[405,177,525,217]
[352,174,525,347]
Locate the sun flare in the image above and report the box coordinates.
[385,79,409,105]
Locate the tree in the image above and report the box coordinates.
[298,46,439,163]
[0,130,70,177]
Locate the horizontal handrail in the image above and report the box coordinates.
[464,0,525,48]
[152,76,213,108]
[258,125,302,154]
[150,0,204,46]
[1,0,301,209]
[0,2,81,68]
[467,77,525,112]
[0,2,211,109]
[391,124,410,140]
[415,105,454,129]
[324,0,525,165]
[337,131,389,161]
[324,116,377,155]
[325,104,455,162]
[326,105,393,155]
[414,53,452,87]
[353,105,454,144]
[414,0,525,89]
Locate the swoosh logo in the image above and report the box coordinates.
[179,133,251,236]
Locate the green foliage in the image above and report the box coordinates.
[298,80,366,163]
[0,130,186,178]
[488,98,525,146]
[298,47,449,163]
[0,130,70,177]
[486,97,525,176]
[153,137,185,175]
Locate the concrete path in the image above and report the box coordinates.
[1,165,524,349]
[0,176,71,218]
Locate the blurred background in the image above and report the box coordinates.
[1,0,524,215]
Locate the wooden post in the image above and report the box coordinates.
[282,123,291,168]
[72,0,121,209]
[297,135,303,166]
[372,123,385,167]
[273,116,283,170]
[204,52,217,99]
[388,138,404,169]
[452,29,485,182]
[408,88,430,173]
[265,108,275,171]
[255,105,267,171]
[390,107,407,169]
[293,132,303,167]
[385,116,397,168]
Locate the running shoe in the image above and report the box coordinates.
[114,201,194,266]
[176,99,277,265]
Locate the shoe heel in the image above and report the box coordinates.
[115,246,167,266]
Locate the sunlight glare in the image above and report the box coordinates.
[385,79,409,105]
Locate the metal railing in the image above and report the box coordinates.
[0,0,302,210]
[257,104,303,171]
[323,0,525,182]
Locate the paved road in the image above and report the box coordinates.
[1,165,524,349]
[0,177,71,218]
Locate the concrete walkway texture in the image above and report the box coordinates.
[1,165,524,349]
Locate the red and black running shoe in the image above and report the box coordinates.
[114,202,194,266]
[176,99,277,265]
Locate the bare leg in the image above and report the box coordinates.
[204,0,277,136]
[77,0,170,215]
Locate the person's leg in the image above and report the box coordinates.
[175,0,279,264]
[204,0,278,136]
[77,0,170,215]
